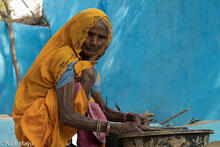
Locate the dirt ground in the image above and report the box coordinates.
[208,141,220,147]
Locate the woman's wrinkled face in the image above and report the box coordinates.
[81,21,109,60]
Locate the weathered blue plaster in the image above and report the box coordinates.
[96,0,220,126]
[0,21,50,114]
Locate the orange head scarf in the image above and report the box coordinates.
[41,8,112,60]
[24,8,112,84]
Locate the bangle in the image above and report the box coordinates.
[123,113,128,122]
[96,120,102,136]
[106,122,111,136]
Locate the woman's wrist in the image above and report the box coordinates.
[96,120,102,136]
[106,122,111,136]
[100,121,108,132]
[100,121,117,134]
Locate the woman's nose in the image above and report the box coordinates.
[90,36,98,47]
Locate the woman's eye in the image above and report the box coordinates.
[99,36,106,39]
[88,32,93,36]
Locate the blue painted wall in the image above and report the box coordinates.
[0,21,50,114]
[0,0,219,129]
[43,0,220,126]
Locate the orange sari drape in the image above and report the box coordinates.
[12,8,112,147]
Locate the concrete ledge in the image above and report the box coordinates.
[0,115,12,119]
[0,117,18,145]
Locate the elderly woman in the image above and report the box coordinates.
[12,9,152,147]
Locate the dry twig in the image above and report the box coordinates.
[0,0,21,86]
[160,108,190,125]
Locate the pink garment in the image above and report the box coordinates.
[77,102,108,147]
[87,102,107,142]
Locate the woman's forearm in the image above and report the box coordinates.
[60,108,108,132]
[103,107,125,122]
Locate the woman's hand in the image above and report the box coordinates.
[110,121,143,135]
[125,112,154,130]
